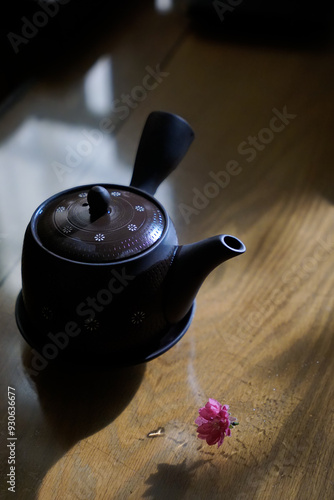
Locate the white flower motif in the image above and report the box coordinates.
[128,224,137,231]
[84,318,100,332]
[111,191,121,197]
[56,206,66,213]
[135,205,144,212]
[42,306,52,320]
[131,311,145,325]
[78,192,87,198]
[62,225,73,234]
[94,233,105,241]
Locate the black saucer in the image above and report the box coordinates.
[15,291,195,366]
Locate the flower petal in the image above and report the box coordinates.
[199,405,216,419]
[208,398,222,411]
[205,429,222,446]
[196,422,215,435]
[195,416,207,426]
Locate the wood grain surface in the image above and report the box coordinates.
[1,1,334,499]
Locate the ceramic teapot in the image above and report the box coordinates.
[15,111,246,365]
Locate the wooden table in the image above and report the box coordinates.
[1,2,334,498]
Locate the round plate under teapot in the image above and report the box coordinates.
[15,291,195,366]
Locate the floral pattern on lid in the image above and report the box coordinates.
[94,233,105,241]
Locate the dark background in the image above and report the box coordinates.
[1,0,334,110]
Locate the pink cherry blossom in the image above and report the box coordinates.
[195,398,237,448]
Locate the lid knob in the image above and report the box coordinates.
[87,186,112,220]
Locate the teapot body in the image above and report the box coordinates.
[15,112,246,365]
[19,184,179,363]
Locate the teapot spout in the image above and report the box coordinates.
[164,235,246,324]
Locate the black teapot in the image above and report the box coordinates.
[15,112,246,365]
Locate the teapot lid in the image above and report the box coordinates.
[34,185,166,263]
